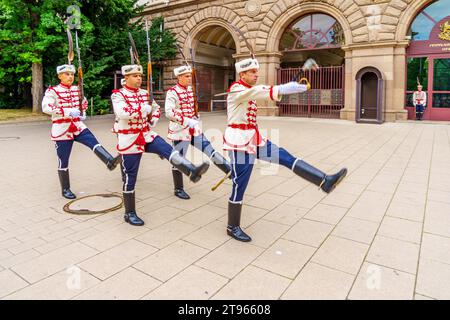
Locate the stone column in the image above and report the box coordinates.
[340,41,409,122]
[392,44,409,121]
[340,48,355,121]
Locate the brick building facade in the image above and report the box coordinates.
[139,0,450,122]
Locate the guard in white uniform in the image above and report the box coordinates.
[165,65,231,199]
[413,84,427,120]
[42,64,120,199]
[112,64,210,226]
[223,58,348,242]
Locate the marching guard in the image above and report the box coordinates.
[165,65,231,200]
[42,64,121,199]
[223,58,348,242]
[111,64,210,226]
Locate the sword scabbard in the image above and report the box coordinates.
[211,171,232,191]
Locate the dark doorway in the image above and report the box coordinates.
[360,72,378,120]
[355,67,384,123]
[277,12,345,119]
[193,25,236,112]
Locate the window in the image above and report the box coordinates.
[433,58,450,91]
[407,57,429,91]
[151,66,163,92]
[432,58,450,108]
[406,57,428,108]
[408,0,450,40]
[279,13,344,51]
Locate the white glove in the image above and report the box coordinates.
[302,58,319,71]
[79,113,87,121]
[277,82,308,95]
[142,104,152,115]
[186,118,199,129]
[69,109,81,118]
[149,116,159,127]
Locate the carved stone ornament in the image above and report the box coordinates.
[245,0,261,18]
[439,21,450,41]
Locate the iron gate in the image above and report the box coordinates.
[277,65,345,118]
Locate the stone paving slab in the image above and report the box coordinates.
[1,114,450,299]
[348,262,416,300]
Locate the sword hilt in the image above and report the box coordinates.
[298,77,311,90]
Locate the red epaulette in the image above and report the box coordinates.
[227,82,241,92]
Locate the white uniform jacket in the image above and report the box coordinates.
[111,85,160,154]
[42,83,88,141]
[165,83,202,141]
[413,91,427,107]
[223,80,281,154]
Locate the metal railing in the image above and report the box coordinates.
[277,65,345,119]
[210,100,226,111]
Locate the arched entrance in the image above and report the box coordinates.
[405,0,450,120]
[191,26,236,112]
[277,13,345,118]
[355,67,385,124]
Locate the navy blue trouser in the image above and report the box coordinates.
[172,133,216,173]
[416,104,425,113]
[121,136,174,192]
[228,140,297,203]
[416,104,425,119]
[55,128,100,170]
[172,133,215,158]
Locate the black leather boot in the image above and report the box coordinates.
[58,169,76,199]
[210,151,232,176]
[119,158,126,184]
[169,151,210,183]
[94,145,121,171]
[172,169,190,200]
[321,168,348,193]
[227,202,251,242]
[292,159,347,193]
[123,192,144,226]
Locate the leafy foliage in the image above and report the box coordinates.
[0,0,177,113]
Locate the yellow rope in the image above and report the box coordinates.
[63,193,123,215]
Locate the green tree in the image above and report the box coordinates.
[0,0,177,114]
[0,0,73,110]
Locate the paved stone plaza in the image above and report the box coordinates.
[0,113,449,300]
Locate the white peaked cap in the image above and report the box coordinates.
[56,64,76,74]
[121,64,143,76]
[174,65,192,76]
[235,58,259,73]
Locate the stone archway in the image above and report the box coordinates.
[262,1,356,97]
[180,19,239,111]
[178,7,246,58]
[401,0,450,120]
[355,67,385,123]
[264,1,356,53]
[395,0,435,41]
[271,7,349,119]
[277,12,346,68]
